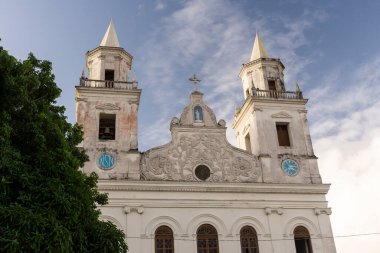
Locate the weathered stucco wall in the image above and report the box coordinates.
[76,87,141,179]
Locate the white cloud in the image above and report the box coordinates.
[311,54,380,253]
[139,0,326,151]
[309,54,380,139]
[155,0,166,11]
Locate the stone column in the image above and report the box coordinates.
[298,109,314,156]
[99,55,106,82]
[265,207,287,253]
[130,103,138,150]
[251,107,262,155]
[124,206,145,253]
[114,56,121,81]
[315,208,337,253]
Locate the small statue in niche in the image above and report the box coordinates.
[194,106,203,123]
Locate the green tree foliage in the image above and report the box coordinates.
[0,47,128,253]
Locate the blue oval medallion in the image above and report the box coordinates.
[98,153,115,170]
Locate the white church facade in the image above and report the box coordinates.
[75,22,336,253]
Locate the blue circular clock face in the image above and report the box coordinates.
[282,159,300,176]
[98,153,115,170]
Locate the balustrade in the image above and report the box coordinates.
[251,89,303,99]
[79,77,138,89]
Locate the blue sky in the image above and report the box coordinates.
[1,1,380,252]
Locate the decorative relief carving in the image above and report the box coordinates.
[143,155,181,181]
[264,207,284,215]
[314,208,332,215]
[271,111,292,118]
[179,106,191,125]
[217,119,226,127]
[230,157,259,182]
[170,117,180,130]
[95,103,120,110]
[124,205,144,214]
[141,133,261,183]
[171,117,179,125]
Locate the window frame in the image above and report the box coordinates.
[105,69,115,81]
[240,225,259,253]
[197,224,219,253]
[244,133,252,154]
[294,226,313,253]
[276,122,291,147]
[155,225,174,253]
[98,113,116,141]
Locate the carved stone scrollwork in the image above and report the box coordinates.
[218,119,226,127]
[314,208,332,215]
[230,157,259,182]
[124,205,144,214]
[142,155,180,181]
[265,207,284,215]
[170,117,180,130]
[171,117,179,125]
[141,132,261,183]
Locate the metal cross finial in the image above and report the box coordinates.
[189,74,201,91]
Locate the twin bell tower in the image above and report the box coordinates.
[76,23,322,186]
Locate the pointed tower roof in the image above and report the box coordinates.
[250,31,269,61]
[100,20,120,47]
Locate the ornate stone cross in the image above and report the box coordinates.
[189,74,201,91]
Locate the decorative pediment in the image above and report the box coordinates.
[95,103,120,110]
[271,111,292,118]
[141,132,261,183]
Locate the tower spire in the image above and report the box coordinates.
[100,20,120,47]
[250,31,269,61]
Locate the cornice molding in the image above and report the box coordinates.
[102,200,330,212]
[97,180,331,194]
[87,46,133,60]
[75,86,141,104]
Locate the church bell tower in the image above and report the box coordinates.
[233,32,321,184]
[75,21,141,179]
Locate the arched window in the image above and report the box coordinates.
[240,226,259,253]
[155,225,174,253]
[294,226,313,253]
[197,224,219,253]
[194,106,204,123]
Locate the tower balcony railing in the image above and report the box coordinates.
[79,77,138,90]
[252,88,303,99]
